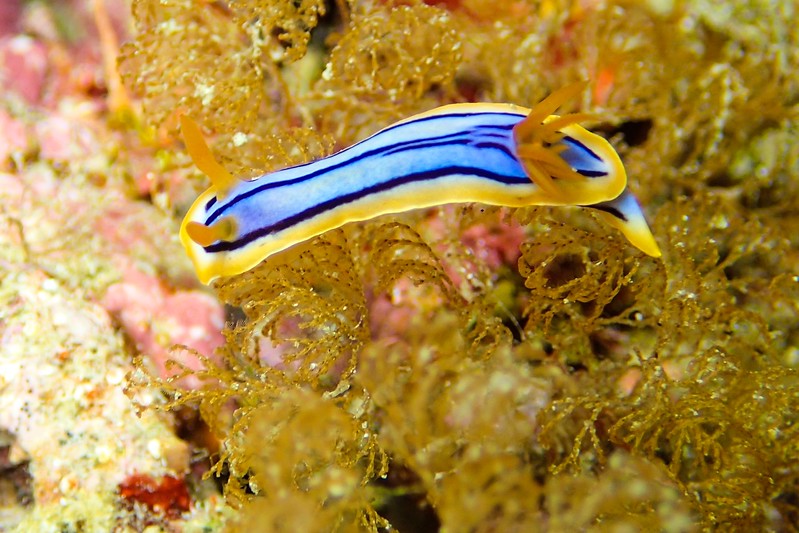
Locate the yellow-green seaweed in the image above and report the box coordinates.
[121,0,799,530]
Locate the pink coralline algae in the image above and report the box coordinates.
[0,0,21,36]
[0,109,30,170]
[101,266,226,389]
[0,0,230,528]
[0,36,49,105]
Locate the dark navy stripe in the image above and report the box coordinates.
[473,122,516,132]
[561,135,603,163]
[203,126,515,215]
[204,112,525,223]
[206,131,521,225]
[204,136,471,224]
[379,110,519,135]
[472,131,513,139]
[280,111,520,175]
[379,132,476,157]
[470,141,519,161]
[585,204,627,221]
[381,138,518,163]
[575,169,608,178]
[379,129,511,158]
[203,123,601,217]
[204,165,529,253]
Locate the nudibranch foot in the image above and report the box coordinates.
[179,115,240,201]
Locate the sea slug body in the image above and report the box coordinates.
[180,83,660,284]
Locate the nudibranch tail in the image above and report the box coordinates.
[586,188,662,258]
[179,115,239,200]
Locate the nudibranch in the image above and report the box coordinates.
[180,83,660,284]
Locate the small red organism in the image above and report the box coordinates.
[593,67,615,106]
[118,474,191,518]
